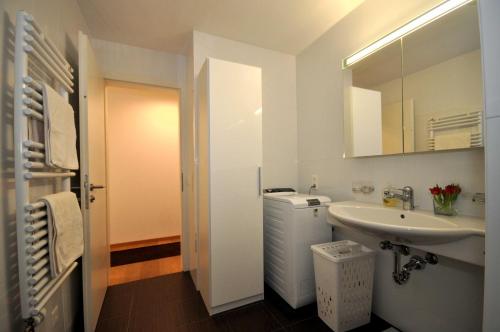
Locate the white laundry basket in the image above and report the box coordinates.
[311,240,375,332]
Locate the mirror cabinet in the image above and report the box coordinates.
[343,1,482,157]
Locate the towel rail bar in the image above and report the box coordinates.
[26,239,48,254]
[24,171,76,179]
[428,111,481,122]
[429,115,481,124]
[23,28,73,80]
[28,258,49,275]
[24,219,47,233]
[24,161,45,169]
[23,87,43,101]
[24,13,72,70]
[27,267,49,286]
[23,76,42,91]
[28,248,49,264]
[22,18,73,75]
[30,278,54,306]
[25,210,46,222]
[30,288,48,306]
[428,120,481,130]
[25,201,46,211]
[28,276,50,296]
[23,33,73,84]
[31,262,78,317]
[23,108,43,121]
[24,140,45,150]
[23,151,44,159]
[25,229,48,244]
[23,97,43,111]
[23,45,74,93]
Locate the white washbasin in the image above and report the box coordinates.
[328,201,485,245]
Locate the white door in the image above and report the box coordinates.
[78,31,109,332]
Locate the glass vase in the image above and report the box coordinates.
[433,199,457,216]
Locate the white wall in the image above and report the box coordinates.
[479,0,500,330]
[297,1,485,331]
[106,81,181,244]
[91,39,186,89]
[0,1,88,331]
[91,39,190,268]
[193,31,298,189]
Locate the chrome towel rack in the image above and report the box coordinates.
[14,11,78,326]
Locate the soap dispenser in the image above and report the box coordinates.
[383,185,399,207]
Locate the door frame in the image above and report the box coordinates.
[102,79,188,270]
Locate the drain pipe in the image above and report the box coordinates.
[380,240,438,285]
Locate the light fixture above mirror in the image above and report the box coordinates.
[343,0,474,68]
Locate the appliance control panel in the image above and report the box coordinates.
[307,198,321,206]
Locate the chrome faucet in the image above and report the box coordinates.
[384,186,415,210]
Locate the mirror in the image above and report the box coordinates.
[343,1,483,158]
[402,2,482,153]
[344,41,402,157]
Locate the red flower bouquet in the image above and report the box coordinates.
[429,184,461,216]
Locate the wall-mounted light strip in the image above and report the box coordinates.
[342,0,474,68]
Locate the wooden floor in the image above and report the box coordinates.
[109,255,182,285]
[108,237,182,286]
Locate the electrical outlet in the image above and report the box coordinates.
[312,175,319,189]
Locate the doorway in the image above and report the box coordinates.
[104,80,182,285]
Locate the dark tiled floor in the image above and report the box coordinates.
[96,272,394,332]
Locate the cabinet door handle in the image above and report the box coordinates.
[258,166,262,196]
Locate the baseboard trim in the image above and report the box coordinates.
[110,235,181,252]
[208,293,264,316]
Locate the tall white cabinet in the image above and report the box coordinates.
[197,58,263,315]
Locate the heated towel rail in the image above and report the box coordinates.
[14,11,78,326]
[427,110,483,150]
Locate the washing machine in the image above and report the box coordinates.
[263,188,332,309]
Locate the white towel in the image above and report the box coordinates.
[40,192,83,277]
[42,83,79,170]
[434,132,471,150]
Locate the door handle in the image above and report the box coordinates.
[90,184,105,191]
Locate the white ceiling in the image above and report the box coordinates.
[76,0,364,55]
